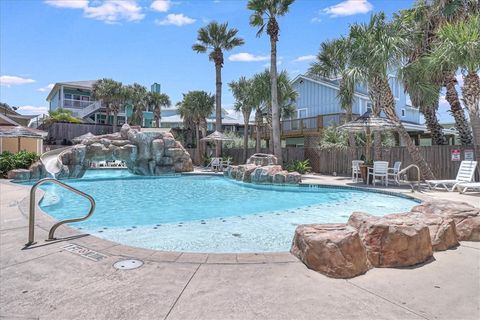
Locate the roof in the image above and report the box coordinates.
[0,114,21,126]
[46,80,98,101]
[0,126,47,138]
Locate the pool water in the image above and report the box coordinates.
[36,170,419,253]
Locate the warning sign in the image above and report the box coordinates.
[464,149,474,161]
[451,149,461,161]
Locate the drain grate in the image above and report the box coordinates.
[113,259,144,270]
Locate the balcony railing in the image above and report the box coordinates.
[63,99,94,109]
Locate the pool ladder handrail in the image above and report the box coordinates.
[394,164,421,192]
[26,178,96,246]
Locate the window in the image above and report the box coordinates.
[297,109,307,119]
[401,109,406,117]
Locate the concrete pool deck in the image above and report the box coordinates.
[0,175,479,320]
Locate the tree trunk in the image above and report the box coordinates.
[444,72,473,145]
[462,72,480,163]
[255,109,261,153]
[113,111,118,132]
[270,36,282,164]
[195,124,201,165]
[242,109,251,163]
[379,77,435,180]
[368,79,382,160]
[215,62,222,158]
[154,106,160,128]
[420,103,447,145]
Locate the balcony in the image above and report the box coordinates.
[259,113,358,139]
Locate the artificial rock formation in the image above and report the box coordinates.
[411,200,480,241]
[347,212,433,268]
[56,124,193,179]
[225,153,302,184]
[291,224,370,278]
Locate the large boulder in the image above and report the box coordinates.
[348,212,433,267]
[390,212,458,251]
[291,224,370,278]
[246,153,278,166]
[236,164,259,182]
[411,200,480,241]
[251,165,283,183]
[7,169,31,181]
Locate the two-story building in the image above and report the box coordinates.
[282,74,430,147]
[45,80,246,132]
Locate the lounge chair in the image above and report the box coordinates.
[455,182,480,194]
[206,157,222,172]
[368,161,389,186]
[426,160,478,191]
[352,160,364,182]
[387,161,402,185]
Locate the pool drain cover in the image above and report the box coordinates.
[113,259,144,270]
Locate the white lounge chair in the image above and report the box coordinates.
[455,182,480,194]
[387,161,402,185]
[352,160,364,182]
[368,161,389,186]
[206,157,222,172]
[426,160,478,191]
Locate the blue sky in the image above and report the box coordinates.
[4,0,459,123]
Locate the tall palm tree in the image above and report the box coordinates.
[177,91,215,162]
[430,13,480,161]
[147,92,171,128]
[349,13,435,179]
[127,83,147,126]
[92,78,117,127]
[309,37,357,151]
[192,22,244,157]
[248,0,295,164]
[396,0,476,145]
[229,77,254,163]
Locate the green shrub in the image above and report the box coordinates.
[0,150,39,178]
[284,159,312,174]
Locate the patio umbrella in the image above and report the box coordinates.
[200,131,233,157]
[338,110,398,162]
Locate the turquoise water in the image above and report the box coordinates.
[36,170,419,253]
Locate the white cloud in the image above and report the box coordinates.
[292,55,316,63]
[44,0,88,9]
[16,105,49,115]
[155,13,196,26]
[46,0,145,24]
[0,75,36,87]
[37,83,55,92]
[84,0,145,24]
[311,17,322,23]
[151,0,171,12]
[229,53,269,62]
[323,0,373,17]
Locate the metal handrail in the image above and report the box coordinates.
[26,178,96,246]
[394,164,421,192]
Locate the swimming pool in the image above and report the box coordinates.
[36,170,419,253]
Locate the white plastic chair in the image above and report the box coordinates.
[206,157,221,172]
[352,160,364,182]
[387,161,402,185]
[426,161,478,191]
[368,161,389,186]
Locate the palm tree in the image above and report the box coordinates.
[309,37,358,151]
[430,14,480,161]
[127,83,147,126]
[348,13,435,179]
[192,22,244,157]
[251,69,298,152]
[92,78,116,127]
[396,0,476,145]
[229,77,254,163]
[177,91,215,163]
[248,0,295,164]
[147,92,171,128]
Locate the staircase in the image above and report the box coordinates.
[70,101,102,119]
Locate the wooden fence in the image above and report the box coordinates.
[44,123,113,145]
[185,147,304,166]
[305,145,478,180]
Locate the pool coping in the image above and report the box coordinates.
[8,173,423,265]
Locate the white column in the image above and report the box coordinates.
[60,85,64,108]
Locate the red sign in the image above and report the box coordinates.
[451,149,461,161]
